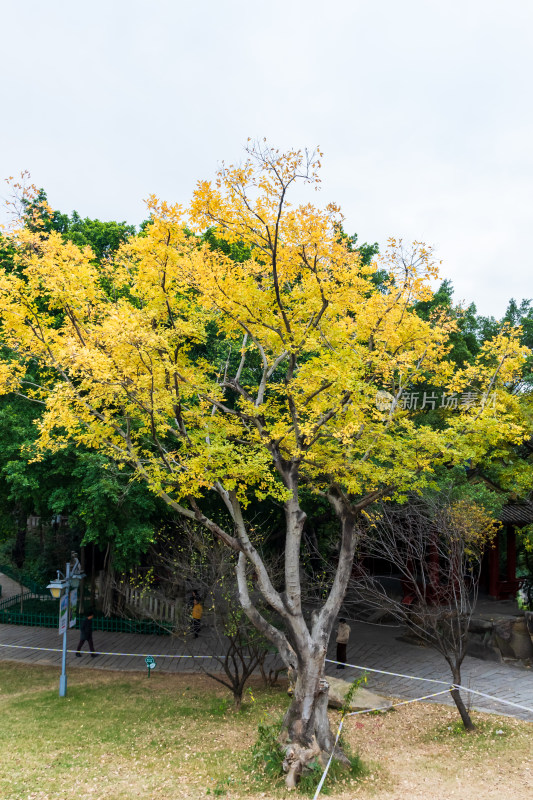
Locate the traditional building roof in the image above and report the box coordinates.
[499,502,533,527]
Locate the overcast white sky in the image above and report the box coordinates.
[2,0,532,318]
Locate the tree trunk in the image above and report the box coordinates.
[232,490,359,788]
[13,505,26,570]
[91,543,97,609]
[232,691,242,711]
[79,546,85,614]
[450,667,475,731]
[281,654,348,789]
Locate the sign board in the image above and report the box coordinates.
[59,593,68,635]
[145,655,156,676]
[69,588,77,629]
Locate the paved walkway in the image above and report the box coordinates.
[1,620,532,721]
[336,620,533,721]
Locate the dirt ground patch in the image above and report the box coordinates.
[336,701,532,800]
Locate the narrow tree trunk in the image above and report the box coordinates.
[79,545,85,614]
[450,667,475,731]
[12,506,26,570]
[91,543,96,609]
[233,691,242,712]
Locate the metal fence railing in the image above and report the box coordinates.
[0,596,174,636]
[0,609,60,628]
[0,591,50,612]
[0,562,177,635]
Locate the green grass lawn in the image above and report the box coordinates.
[0,662,288,800]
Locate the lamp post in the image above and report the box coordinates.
[47,552,85,697]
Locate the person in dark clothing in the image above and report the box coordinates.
[76,612,98,657]
[335,617,351,669]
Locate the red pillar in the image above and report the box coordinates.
[488,533,500,598]
[506,525,517,583]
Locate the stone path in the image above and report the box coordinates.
[1,619,532,721]
[0,572,29,600]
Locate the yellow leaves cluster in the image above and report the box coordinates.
[519,525,533,553]
[17,230,104,311]
[447,499,501,553]
[0,358,25,395]
[0,143,528,507]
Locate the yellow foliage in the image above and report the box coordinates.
[519,525,533,553]
[447,500,501,553]
[0,143,528,510]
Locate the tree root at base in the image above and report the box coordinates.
[281,737,350,790]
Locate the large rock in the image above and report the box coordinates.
[493,619,516,658]
[327,676,392,711]
[510,617,533,660]
[526,611,533,642]
[466,637,503,663]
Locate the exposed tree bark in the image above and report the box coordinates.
[233,491,360,782]
[450,666,475,731]
[12,504,26,570]
[101,543,115,617]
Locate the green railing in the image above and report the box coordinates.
[0,591,50,612]
[0,609,60,628]
[0,597,174,636]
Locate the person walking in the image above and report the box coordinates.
[76,611,98,657]
[191,596,203,638]
[336,617,351,669]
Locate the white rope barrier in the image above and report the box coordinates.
[2,642,532,713]
[325,658,533,715]
[1,643,532,715]
[346,688,453,716]
[0,643,224,658]
[326,657,451,685]
[451,684,533,715]
[313,688,453,799]
[312,716,345,799]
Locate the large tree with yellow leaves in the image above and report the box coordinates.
[0,144,527,784]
